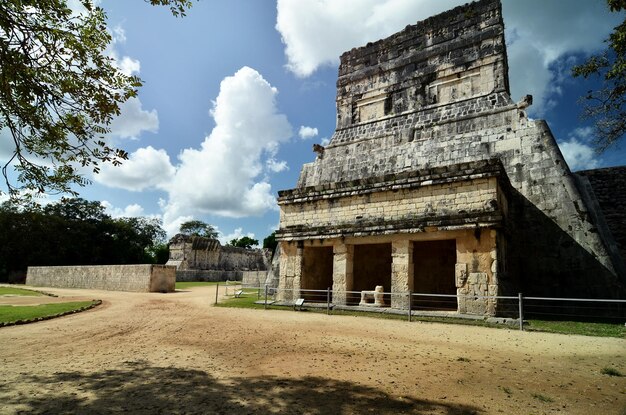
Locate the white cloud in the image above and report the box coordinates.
[559,127,600,171]
[298,125,319,140]
[162,214,194,238]
[267,158,289,173]
[276,0,463,77]
[504,0,619,116]
[104,25,158,140]
[108,97,159,140]
[101,201,146,218]
[95,146,175,191]
[157,66,292,230]
[218,227,257,246]
[276,0,619,116]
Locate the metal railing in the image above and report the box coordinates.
[214,284,626,330]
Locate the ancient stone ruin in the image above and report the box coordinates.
[167,234,268,282]
[275,0,626,315]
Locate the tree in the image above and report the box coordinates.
[228,236,259,249]
[263,231,278,252]
[0,198,168,281]
[179,220,218,239]
[0,0,192,197]
[572,0,626,151]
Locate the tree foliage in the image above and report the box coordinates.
[263,231,277,252]
[228,236,259,249]
[0,198,166,282]
[0,0,192,197]
[572,0,626,151]
[179,220,218,239]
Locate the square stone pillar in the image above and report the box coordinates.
[391,240,413,309]
[277,242,303,302]
[332,243,354,305]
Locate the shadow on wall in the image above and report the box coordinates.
[507,188,626,300]
[5,361,481,415]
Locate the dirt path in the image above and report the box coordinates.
[0,285,624,414]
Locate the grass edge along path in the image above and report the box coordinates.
[0,300,101,327]
[0,286,45,297]
[216,295,626,338]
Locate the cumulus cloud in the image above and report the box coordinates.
[101,201,146,218]
[108,97,159,140]
[276,0,619,116]
[157,67,292,230]
[95,146,175,191]
[559,127,600,171]
[93,67,293,234]
[298,125,319,140]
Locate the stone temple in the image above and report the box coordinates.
[274,0,626,315]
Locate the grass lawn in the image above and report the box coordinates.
[0,301,97,324]
[0,287,43,297]
[175,281,225,289]
[527,319,626,338]
[216,296,626,338]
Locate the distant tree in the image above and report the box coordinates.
[179,220,218,239]
[148,243,170,264]
[0,198,167,281]
[228,236,259,249]
[572,0,626,151]
[0,0,192,197]
[263,231,278,252]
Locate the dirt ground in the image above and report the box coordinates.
[0,285,624,415]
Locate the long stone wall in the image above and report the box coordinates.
[26,265,176,293]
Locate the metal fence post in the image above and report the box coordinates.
[408,290,412,322]
[264,285,268,310]
[327,287,331,315]
[518,292,524,331]
[215,283,219,305]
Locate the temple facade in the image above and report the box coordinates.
[275,0,625,315]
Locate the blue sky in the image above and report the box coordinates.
[2,0,625,244]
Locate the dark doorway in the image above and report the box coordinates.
[301,247,334,302]
[352,243,392,306]
[412,240,457,310]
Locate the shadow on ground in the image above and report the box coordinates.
[3,360,481,414]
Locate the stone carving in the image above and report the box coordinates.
[359,285,385,307]
[455,263,468,288]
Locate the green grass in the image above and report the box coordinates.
[216,296,626,338]
[601,367,623,377]
[175,281,224,289]
[214,293,273,309]
[527,319,626,338]
[0,286,43,296]
[0,301,96,324]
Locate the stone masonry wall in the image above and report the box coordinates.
[281,176,499,232]
[26,264,176,293]
[282,0,625,299]
[167,235,267,272]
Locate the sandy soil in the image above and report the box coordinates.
[0,285,624,415]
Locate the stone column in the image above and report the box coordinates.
[277,242,303,302]
[332,242,354,305]
[391,239,413,309]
